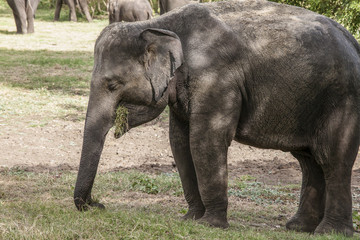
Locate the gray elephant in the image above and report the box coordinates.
[159,0,190,14]
[108,0,152,23]
[54,0,92,22]
[74,0,360,237]
[6,0,40,34]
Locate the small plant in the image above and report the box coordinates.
[131,175,159,194]
[269,0,360,38]
[229,176,298,205]
[353,210,360,231]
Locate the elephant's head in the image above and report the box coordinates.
[74,24,183,210]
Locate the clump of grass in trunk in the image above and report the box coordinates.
[114,105,129,138]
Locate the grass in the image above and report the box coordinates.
[1,1,360,239]
[0,168,357,240]
[0,85,88,125]
[0,1,100,125]
[0,49,93,95]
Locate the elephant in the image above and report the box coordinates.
[54,0,92,22]
[6,0,40,34]
[159,0,190,14]
[74,0,360,237]
[108,0,152,24]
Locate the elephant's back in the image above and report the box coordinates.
[207,0,360,83]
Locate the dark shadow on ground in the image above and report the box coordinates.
[0,29,18,35]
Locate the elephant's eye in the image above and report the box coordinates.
[104,77,117,92]
[107,81,117,92]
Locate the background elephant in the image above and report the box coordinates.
[6,0,40,34]
[108,0,152,23]
[54,0,92,22]
[74,0,360,237]
[159,0,190,14]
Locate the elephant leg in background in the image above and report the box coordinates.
[54,0,77,21]
[159,0,165,15]
[25,0,36,33]
[78,0,92,22]
[6,0,27,33]
[54,0,63,21]
[68,0,77,21]
[169,110,205,220]
[286,151,325,232]
[13,11,27,33]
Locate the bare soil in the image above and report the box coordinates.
[1,117,360,188]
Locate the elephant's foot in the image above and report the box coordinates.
[74,197,105,211]
[286,213,321,233]
[314,218,354,237]
[89,201,105,210]
[197,211,229,228]
[181,207,205,220]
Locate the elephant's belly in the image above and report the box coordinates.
[233,125,309,152]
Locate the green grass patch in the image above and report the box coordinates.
[93,171,183,197]
[0,84,88,124]
[229,176,299,205]
[0,48,92,95]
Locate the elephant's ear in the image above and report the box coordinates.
[140,28,184,102]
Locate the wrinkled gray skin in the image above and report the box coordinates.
[74,0,360,236]
[6,0,39,34]
[54,0,92,22]
[108,0,152,23]
[159,0,190,14]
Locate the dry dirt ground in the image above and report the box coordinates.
[1,116,360,188]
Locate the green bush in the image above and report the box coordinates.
[270,0,360,37]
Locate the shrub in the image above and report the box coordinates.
[270,0,360,37]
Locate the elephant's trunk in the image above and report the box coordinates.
[74,81,169,210]
[74,93,115,210]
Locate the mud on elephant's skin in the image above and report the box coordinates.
[6,0,40,34]
[74,0,360,237]
[108,0,152,23]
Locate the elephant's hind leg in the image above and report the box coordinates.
[286,151,325,233]
[313,103,359,236]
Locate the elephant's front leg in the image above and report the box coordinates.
[169,111,205,220]
[189,111,239,228]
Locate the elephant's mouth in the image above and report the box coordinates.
[114,97,168,137]
[114,105,129,139]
